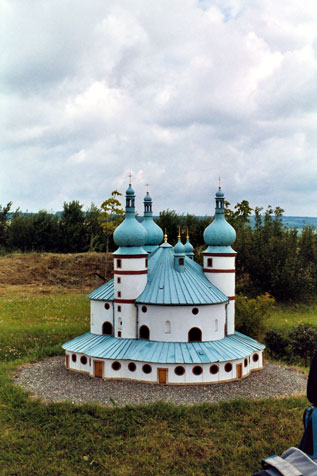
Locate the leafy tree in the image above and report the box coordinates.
[0,202,12,250]
[85,203,105,252]
[235,293,275,341]
[61,201,86,253]
[99,191,124,278]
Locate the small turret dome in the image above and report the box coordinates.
[184,239,194,254]
[203,186,236,247]
[141,190,163,251]
[113,182,147,248]
[174,238,185,255]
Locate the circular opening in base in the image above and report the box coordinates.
[192,366,203,376]
[174,366,185,376]
[142,364,152,374]
[224,363,232,373]
[210,364,219,375]
[112,361,121,371]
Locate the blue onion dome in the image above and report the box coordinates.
[184,238,194,255]
[203,186,236,246]
[142,190,163,246]
[174,237,185,255]
[113,183,147,247]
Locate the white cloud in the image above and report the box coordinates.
[1,0,317,216]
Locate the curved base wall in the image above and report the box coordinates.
[63,332,265,385]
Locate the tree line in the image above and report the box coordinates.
[0,196,316,301]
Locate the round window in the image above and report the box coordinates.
[142,306,147,313]
[104,303,110,310]
[192,366,203,376]
[210,364,219,375]
[112,361,121,371]
[192,308,199,315]
[142,364,152,374]
[224,363,232,373]
[71,354,77,363]
[174,366,185,376]
[80,356,87,365]
[244,358,248,367]
[128,362,136,372]
[253,353,259,362]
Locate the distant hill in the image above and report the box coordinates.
[249,216,317,230]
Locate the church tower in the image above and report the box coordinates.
[112,180,148,339]
[203,185,237,335]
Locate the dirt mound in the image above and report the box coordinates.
[0,252,113,294]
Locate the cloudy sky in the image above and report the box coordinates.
[2,0,317,216]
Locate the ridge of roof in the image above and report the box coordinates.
[136,245,228,305]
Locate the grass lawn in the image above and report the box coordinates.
[0,283,312,475]
[267,302,317,332]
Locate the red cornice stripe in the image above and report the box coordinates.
[114,298,136,303]
[203,252,237,257]
[203,268,235,273]
[228,296,236,300]
[114,270,148,275]
[113,255,147,259]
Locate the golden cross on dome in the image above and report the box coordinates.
[164,229,168,243]
[145,183,149,193]
[128,172,132,185]
[218,176,221,189]
[186,227,190,240]
[178,226,181,240]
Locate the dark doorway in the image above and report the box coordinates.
[188,327,202,342]
[139,325,150,340]
[102,321,113,336]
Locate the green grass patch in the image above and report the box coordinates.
[0,292,312,475]
[0,294,89,361]
[267,302,317,332]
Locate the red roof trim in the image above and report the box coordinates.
[114,270,147,275]
[203,269,235,273]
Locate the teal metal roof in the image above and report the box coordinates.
[62,332,265,364]
[136,245,228,305]
[88,279,114,301]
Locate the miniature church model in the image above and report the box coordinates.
[63,182,264,384]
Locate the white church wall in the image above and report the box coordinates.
[137,303,226,342]
[227,300,235,335]
[114,302,137,339]
[114,257,147,272]
[204,272,235,298]
[90,300,113,334]
[114,273,147,301]
[203,255,235,270]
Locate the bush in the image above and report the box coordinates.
[235,293,275,341]
[288,323,317,366]
[264,329,290,359]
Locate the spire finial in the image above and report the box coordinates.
[186,227,189,240]
[218,176,221,189]
[164,229,168,243]
[128,172,132,186]
[178,226,181,240]
[145,183,149,193]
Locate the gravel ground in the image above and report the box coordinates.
[12,357,308,407]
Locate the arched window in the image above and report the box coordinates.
[139,325,150,340]
[102,321,113,336]
[188,327,202,342]
[165,320,171,334]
